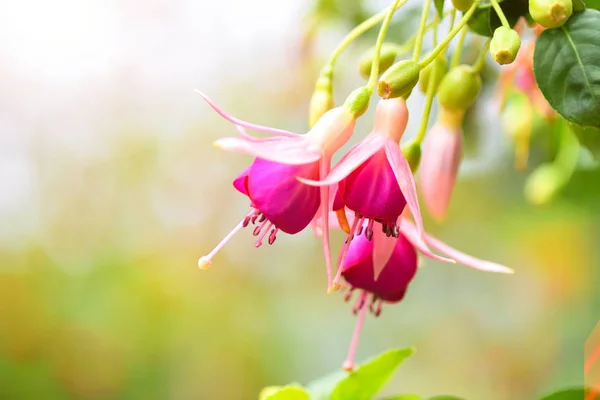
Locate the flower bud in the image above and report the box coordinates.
[452,0,475,12]
[524,164,566,205]
[402,141,422,173]
[309,66,335,128]
[529,0,572,28]
[343,86,371,118]
[359,43,399,79]
[419,56,448,94]
[377,60,421,99]
[490,27,521,65]
[438,65,482,111]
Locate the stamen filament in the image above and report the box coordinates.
[331,215,363,291]
[255,222,274,248]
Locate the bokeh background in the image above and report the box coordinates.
[1,0,599,399]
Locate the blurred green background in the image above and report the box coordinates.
[1,0,598,399]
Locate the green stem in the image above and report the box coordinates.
[451,26,468,67]
[448,8,456,33]
[389,12,450,56]
[412,0,432,61]
[433,16,439,46]
[367,0,405,91]
[414,69,438,145]
[418,1,479,69]
[328,1,407,66]
[490,0,510,28]
[472,39,491,72]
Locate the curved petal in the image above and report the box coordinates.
[372,229,397,281]
[384,141,428,250]
[195,90,301,138]
[298,134,387,186]
[214,136,322,165]
[233,164,252,195]
[400,219,455,264]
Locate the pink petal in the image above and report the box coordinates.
[298,134,387,186]
[423,228,514,274]
[214,136,322,165]
[372,229,398,281]
[233,165,251,195]
[400,219,455,263]
[384,140,428,250]
[195,90,301,138]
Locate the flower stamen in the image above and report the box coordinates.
[343,291,369,372]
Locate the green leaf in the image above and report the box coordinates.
[261,386,310,400]
[467,0,529,37]
[533,9,600,128]
[434,0,445,18]
[382,395,423,400]
[570,122,600,160]
[540,387,599,399]
[307,370,347,400]
[585,0,600,10]
[330,348,414,400]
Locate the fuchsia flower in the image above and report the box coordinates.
[196,91,356,288]
[337,217,513,371]
[420,109,464,222]
[300,97,441,290]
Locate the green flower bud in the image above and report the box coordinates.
[343,86,371,118]
[259,387,280,400]
[358,43,399,79]
[524,164,566,205]
[437,65,482,111]
[377,60,421,99]
[451,0,474,12]
[490,27,521,65]
[402,141,422,173]
[419,56,448,94]
[529,0,573,28]
[309,66,334,128]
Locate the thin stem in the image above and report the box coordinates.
[472,39,491,73]
[448,8,456,33]
[328,1,407,66]
[451,26,468,67]
[343,292,369,371]
[414,68,438,145]
[418,1,479,69]
[433,15,439,46]
[367,0,406,91]
[412,0,432,61]
[490,0,510,28]
[390,13,450,57]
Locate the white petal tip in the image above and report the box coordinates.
[198,256,212,270]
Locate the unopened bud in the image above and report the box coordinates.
[529,0,572,28]
[402,141,422,173]
[419,56,448,94]
[343,86,371,118]
[524,164,566,205]
[452,0,475,12]
[377,60,421,99]
[359,43,399,79]
[490,27,521,65]
[309,66,335,128]
[438,65,481,111]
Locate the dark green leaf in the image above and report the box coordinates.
[467,0,529,37]
[534,9,600,128]
[262,386,310,400]
[434,0,445,18]
[585,0,600,10]
[540,387,599,399]
[571,122,600,160]
[331,348,414,400]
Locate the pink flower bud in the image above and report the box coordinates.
[420,111,463,221]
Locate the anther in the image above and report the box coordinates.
[268,228,278,245]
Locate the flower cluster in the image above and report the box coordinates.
[188,0,591,371]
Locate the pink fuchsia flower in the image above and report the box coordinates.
[196,91,356,288]
[419,108,464,222]
[299,97,435,290]
[338,218,513,371]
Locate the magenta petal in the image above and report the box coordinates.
[233,165,252,195]
[215,136,322,165]
[342,233,417,303]
[298,134,386,186]
[248,158,320,234]
[372,229,398,281]
[384,141,427,247]
[342,149,407,223]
